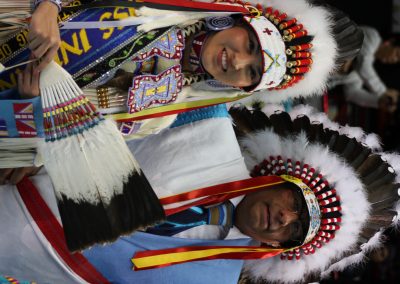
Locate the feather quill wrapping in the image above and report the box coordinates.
[38,62,164,251]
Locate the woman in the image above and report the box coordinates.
[0,0,364,185]
[0,0,338,138]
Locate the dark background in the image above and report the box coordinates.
[315,0,400,152]
[315,1,400,283]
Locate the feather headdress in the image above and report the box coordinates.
[128,104,399,282]
[228,0,361,104]
[231,105,400,283]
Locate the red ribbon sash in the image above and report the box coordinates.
[16,177,110,284]
[161,175,285,215]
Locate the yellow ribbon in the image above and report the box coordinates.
[110,94,250,122]
[132,247,285,269]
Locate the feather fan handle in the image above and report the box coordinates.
[40,62,102,141]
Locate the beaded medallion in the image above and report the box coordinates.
[128,65,183,113]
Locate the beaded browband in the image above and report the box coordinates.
[243,3,313,91]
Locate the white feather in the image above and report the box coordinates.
[38,119,140,204]
[38,62,142,205]
[363,133,382,151]
[287,104,315,120]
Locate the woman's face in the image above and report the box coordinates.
[201,24,263,88]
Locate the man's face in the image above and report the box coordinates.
[200,23,263,88]
[234,183,308,247]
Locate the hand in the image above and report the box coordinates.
[28,1,60,71]
[17,61,40,99]
[378,88,399,113]
[0,166,42,185]
[376,41,400,64]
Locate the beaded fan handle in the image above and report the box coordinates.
[40,76,102,142]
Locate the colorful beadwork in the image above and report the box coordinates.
[131,29,184,62]
[0,275,35,284]
[41,82,102,142]
[189,32,207,73]
[243,4,314,91]
[243,14,287,90]
[13,103,37,137]
[119,121,143,135]
[128,65,183,113]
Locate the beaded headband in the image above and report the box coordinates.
[251,155,342,260]
[244,4,313,92]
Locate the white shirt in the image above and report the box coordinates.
[127,117,251,240]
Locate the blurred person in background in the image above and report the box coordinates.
[328,26,400,113]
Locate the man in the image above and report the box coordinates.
[1,103,399,283]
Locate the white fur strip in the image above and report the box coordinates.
[288,105,383,150]
[360,231,384,253]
